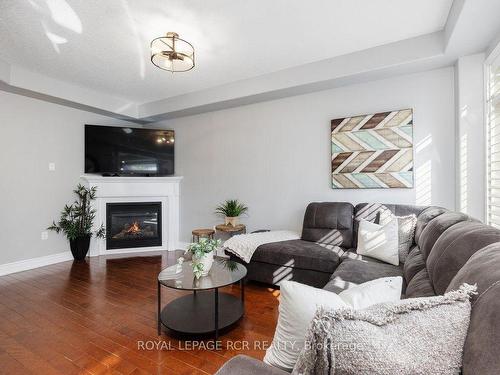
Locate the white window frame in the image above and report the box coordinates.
[485,42,500,227]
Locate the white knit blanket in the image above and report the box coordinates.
[223,230,300,263]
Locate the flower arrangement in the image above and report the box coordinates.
[186,238,222,278]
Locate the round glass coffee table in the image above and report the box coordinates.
[157,257,247,339]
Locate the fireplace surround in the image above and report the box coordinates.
[81,175,182,256]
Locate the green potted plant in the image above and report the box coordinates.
[186,238,221,278]
[215,199,248,226]
[48,184,105,261]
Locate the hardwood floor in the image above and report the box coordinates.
[0,251,280,374]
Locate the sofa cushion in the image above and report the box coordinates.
[414,206,448,244]
[447,243,500,300]
[245,261,333,288]
[427,222,500,295]
[405,268,436,298]
[418,212,473,261]
[340,249,385,263]
[353,203,427,247]
[446,243,500,375]
[403,246,425,283]
[323,258,403,294]
[252,239,341,273]
[301,202,354,248]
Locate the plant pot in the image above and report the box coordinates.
[69,235,91,261]
[193,252,214,276]
[225,216,239,226]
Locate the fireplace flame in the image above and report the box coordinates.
[125,221,141,234]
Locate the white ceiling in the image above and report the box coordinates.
[0,0,453,103]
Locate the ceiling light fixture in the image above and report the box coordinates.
[150,32,195,73]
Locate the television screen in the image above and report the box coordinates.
[85,125,174,176]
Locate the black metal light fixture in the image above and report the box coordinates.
[150,32,195,72]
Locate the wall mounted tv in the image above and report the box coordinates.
[85,125,174,176]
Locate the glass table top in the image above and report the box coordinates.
[158,257,247,290]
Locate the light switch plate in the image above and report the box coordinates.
[41,231,49,240]
[48,162,56,171]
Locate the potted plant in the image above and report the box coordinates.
[215,199,248,226]
[186,238,221,278]
[48,184,105,261]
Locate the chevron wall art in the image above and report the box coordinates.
[331,109,414,189]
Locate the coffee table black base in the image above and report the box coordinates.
[159,291,244,337]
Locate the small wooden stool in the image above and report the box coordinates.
[215,224,246,238]
[192,228,215,243]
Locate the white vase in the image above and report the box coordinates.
[225,216,239,226]
[194,252,214,276]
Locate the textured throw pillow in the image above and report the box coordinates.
[293,284,476,375]
[264,278,402,371]
[357,218,399,265]
[396,214,417,263]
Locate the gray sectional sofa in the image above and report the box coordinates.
[218,202,500,375]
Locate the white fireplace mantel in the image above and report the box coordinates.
[80,174,183,256]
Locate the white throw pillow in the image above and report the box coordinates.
[357,218,399,265]
[338,276,402,309]
[264,277,402,371]
[263,281,348,371]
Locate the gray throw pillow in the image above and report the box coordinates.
[396,214,417,263]
[378,214,417,264]
[293,284,476,375]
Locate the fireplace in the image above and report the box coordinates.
[106,202,162,250]
[81,175,181,256]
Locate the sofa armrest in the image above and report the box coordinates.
[215,355,288,375]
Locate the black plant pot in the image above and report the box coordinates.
[69,235,91,261]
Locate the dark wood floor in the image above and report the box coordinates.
[0,251,280,374]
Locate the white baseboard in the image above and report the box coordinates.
[0,243,190,277]
[0,251,73,276]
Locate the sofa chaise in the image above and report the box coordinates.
[218,201,500,375]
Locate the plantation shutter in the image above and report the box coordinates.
[487,53,500,228]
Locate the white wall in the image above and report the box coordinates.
[0,91,133,265]
[455,53,486,221]
[0,67,458,265]
[153,67,457,242]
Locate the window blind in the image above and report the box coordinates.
[487,53,500,228]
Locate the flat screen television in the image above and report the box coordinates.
[85,125,175,176]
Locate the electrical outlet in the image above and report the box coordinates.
[48,162,56,171]
[41,231,49,240]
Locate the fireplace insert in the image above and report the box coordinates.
[106,202,162,250]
